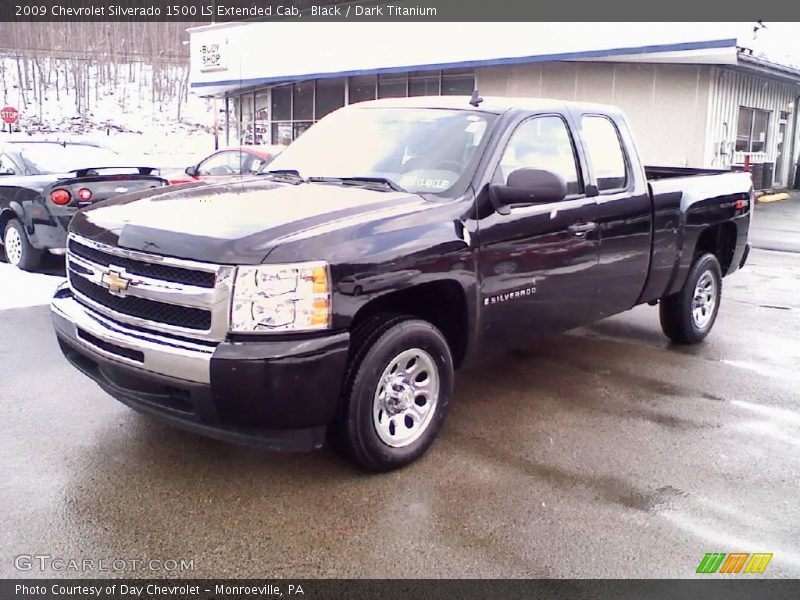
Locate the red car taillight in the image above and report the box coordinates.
[78,188,92,202]
[50,189,71,205]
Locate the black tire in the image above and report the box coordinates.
[329,314,454,472]
[659,253,722,344]
[3,219,43,271]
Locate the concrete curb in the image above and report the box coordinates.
[757,192,792,204]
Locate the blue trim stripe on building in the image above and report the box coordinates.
[191,38,737,90]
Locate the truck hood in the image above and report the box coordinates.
[69,177,433,264]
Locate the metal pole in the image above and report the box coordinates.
[213,97,219,150]
[790,93,800,189]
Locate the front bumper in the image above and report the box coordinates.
[51,287,350,451]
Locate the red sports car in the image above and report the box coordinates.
[166,146,282,185]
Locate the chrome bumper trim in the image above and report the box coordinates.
[51,290,214,384]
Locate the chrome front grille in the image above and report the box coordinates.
[68,239,216,288]
[66,234,234,342]
[70,275,212,330]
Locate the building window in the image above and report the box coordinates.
[409,71,440,96]
[736,107,770,153]
[315,77,345,119]
[378,73,407,98]
[245,68,476,146]
[272,122,292,146]
[271,86,291,121]
[441,68,475,95]
[255,91,269,145]
[293,122,313,139]
[349,75,376,104]
[226,96,242,147]
[293,81,314,121]
[241,93,255,145]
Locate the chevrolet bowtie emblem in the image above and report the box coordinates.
[101,269,131,295]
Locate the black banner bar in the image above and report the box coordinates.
[1,0,800,22]
[3,580,800,600]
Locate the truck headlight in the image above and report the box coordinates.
[230,262,331,333]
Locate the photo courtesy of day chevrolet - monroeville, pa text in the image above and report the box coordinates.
[1,2,800,599]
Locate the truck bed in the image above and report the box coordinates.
[639,168,752,305]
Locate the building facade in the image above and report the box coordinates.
[220,67,475,148]
[189,23,800,189]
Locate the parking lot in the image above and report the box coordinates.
[1,198,799,579]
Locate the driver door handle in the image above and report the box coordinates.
[568,221,597,236]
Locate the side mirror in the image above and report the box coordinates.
[185,165,198,176]
[490,168,567,211]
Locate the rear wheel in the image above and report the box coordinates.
[659,253,722,344]
[3,219,42,271]
[329,315,453,472]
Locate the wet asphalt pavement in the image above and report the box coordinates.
[1,198,799,579]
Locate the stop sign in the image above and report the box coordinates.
[1,106,19,124]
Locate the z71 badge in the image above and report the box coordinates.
[484,282,537,305]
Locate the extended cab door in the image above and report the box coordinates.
[476,113,600,342]
[572,112,653,318]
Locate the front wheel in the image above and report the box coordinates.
[329,315,454,472]
[3,219,43,271]
[659,253,722,344]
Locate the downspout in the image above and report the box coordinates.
[792,92,800,189]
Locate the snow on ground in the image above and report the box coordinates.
[73,128,218,169]
[0,261,65,310]
[1,56,217,169]
[0,56,223,309]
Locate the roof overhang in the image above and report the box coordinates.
[735,52,800,84]
[189,23,747,97]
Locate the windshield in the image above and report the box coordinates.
[264,107,495,195]
[14,143,121,174]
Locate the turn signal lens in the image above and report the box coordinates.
[309,298,331,327]
[50,189,71,205]
[78,188,92,202]
[312,266,329,294]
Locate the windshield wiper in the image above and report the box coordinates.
[261,169,307,183]
[307,176,407,193]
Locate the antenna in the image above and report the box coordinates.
[469,89,484,107]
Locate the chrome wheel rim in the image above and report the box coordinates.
[691,271,717,329]
[373,348,440,448]
[4,227,22,266]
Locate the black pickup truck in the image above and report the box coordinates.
[50,96,752,471]
[0,140,166,270]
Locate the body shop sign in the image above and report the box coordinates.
[199,41,226,72]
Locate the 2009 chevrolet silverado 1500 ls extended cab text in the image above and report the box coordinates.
[50,96,752,471]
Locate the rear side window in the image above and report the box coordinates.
[0,154,17,175]
[581,115,628,192]
[498,116,582,196]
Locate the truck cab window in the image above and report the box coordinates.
[498,116,581,196]
[581,115,628,192]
